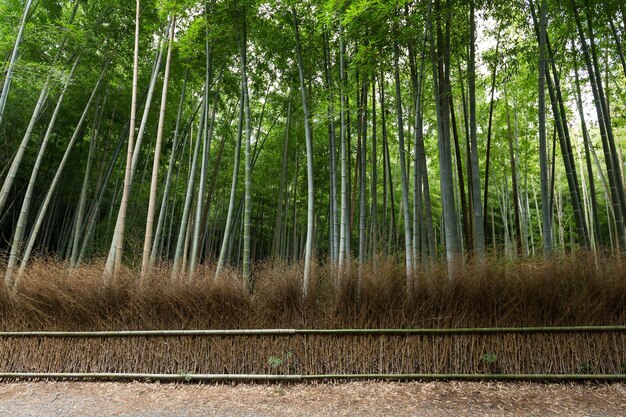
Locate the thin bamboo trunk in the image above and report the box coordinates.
[323,32,339,263]
[573,46,602,247]
[430,0,460,269]
[538,0,553,255]
[17,61,108,281]
[272,95,291,259]
[393,35,413,279]
[338,22,349,271]
[506,100,523,256]
[370,77,378,259]
[172,93,205,277]
[216,88,244,278]
[293,8,315,296]
[0,84,49,216]
[450,95,469,254]
[572,1,626,246]
[141,18,176,277]
[190,38,214,276]
[78,124,127,265]
[105,25,167,269]
[242,17,252,289]
[358,79,368,269]
[4,57,79,288]
[481,29,501,247]
[151,70,189,263]
[70,84,106,266]
[0,0,33,126]
[104,0,141,277]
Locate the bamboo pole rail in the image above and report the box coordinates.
[1,325,626,337]
[0,372,625,382]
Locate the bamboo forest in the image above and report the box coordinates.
[0,0,626,336]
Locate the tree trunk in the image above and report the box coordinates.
[216,83,244,278]
[70,82,106,266]
[0,83,49,216]
[190,35,215,276]
[538,0,553,256]
[150,69,189,263]
[450,95,469,253]
[393,35,413,280]
[0,0,33,127]
[172,93,205,276]
[338,22,350,271]
[241,16,253,289]
[17,62,108,282]
[527,2,589,248]
[572,1,626,246]
[370,77,378,259]
[573,45,602,247]
[481,29,501,248]
[272,94,291,259]
[430,0,461,269]
[104,0,142,277]
[358,79,368,269]
[141,17,176,277]
[293,8,315,297]
[323,31,339,264]
[506,99,523,256]
[4,57,79,288]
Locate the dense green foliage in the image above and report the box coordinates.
[0,0,625,287]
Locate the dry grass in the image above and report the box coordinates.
[1,253,625,330]
[0,253,625,376]
[3,381,626,416]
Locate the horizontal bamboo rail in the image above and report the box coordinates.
[1,372,625,382]
[1,325,626,337]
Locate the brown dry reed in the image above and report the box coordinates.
[0,253,625,376]
[1,253,625,331]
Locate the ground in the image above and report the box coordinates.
[0,381,624,416]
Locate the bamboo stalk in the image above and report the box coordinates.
[0,372,625,382]
[0,373,300,381]
[303,373,626,381]
[1,326,625,338]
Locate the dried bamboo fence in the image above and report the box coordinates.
[1,326,625,381]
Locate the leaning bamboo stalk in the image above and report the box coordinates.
[0,0,33,126]
[0,83,49,216]
[4,57,80,288]
[15,61,108,283]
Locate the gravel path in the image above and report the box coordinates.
[0,381,624,416]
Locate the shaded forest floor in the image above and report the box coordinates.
[0,380,624,416]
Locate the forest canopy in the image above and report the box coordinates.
[0,0,625,293]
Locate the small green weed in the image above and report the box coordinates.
[481,352,498,364]
[480,352,499,374]
[268,351,294,372]
[577,362,593,374]
[178,369,194,382]
[268,356,283,369]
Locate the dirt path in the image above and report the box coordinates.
[0,381,624,416]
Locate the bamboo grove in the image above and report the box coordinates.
[0,0,625,294]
